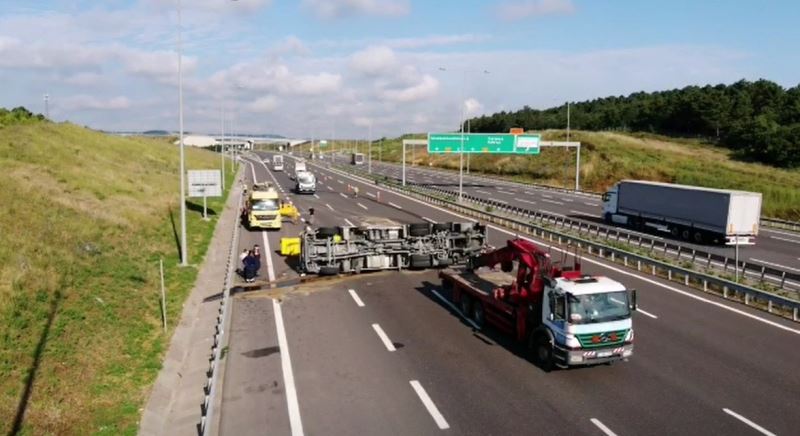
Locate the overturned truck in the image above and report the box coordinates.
[300,218,488,275]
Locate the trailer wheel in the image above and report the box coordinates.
[410,254,432,269]
[317,227,338,238]
[318,266,339,276]
[409,223,431,237]
[669,226,680,238]
[471,302,485,328]
[681,228,691,240]
[534,333,554,372]
[432,222,452,233]
[692,231,704,244]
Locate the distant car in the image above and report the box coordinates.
[263,157,271,164]
[295,171,316,194]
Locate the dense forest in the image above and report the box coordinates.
[467,80,800,168]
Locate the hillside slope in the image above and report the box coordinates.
[0,121,233,434]
[333,130,800,220]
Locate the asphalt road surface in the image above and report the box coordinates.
[354,159,800,283]
[214,152,800,436]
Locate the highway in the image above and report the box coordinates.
[347,158,800,281]
[215,152,800,436]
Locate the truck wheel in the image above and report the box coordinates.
[681,229,691,240]
[669,226,680,238]
[459,295,472,316]
[534,334,555,372]
[472,303,485,328]
[318,266,339,276]
[317,227,338,238]
[409,223,431,237]
[410,254,432,269]
[432,222,452,233]
[693,231,704,244]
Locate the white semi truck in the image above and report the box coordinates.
[602,180,762,244]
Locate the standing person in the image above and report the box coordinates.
[243,250,258,282]
[253,244,261,259]
[353,186,359,198]
[240,248,249,267]
[308,207,315,226]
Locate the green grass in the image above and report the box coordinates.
[321,131,800,220]
[0,121,236,435]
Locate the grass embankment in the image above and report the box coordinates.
[322,131,800,220]
[0,121,236,434]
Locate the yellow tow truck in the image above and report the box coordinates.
[246,183,282,230]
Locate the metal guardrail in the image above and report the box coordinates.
[761,217,800,232]
[200,178,243,435]
[352,168,800,292]
[326,164,800,323]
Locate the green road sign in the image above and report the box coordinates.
[319,140,328,146]
[427,133,541,154]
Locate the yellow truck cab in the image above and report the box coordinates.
[247,183,281,230]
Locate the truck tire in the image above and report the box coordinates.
[472,302,485,328]
[409,223,431,237]
[318,266,339,276]
[410,254,432,269]
[317,227,338,238]
[692,230,704,244]
[681,228,691,240]
[534,333,555,372]
[432,222,452,233]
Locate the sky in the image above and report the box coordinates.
[1,0,798,138]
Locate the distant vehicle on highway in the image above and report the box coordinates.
[294,160,307,178]
[295,171,316,194]
[272,155,284,171]
[351,152,365,165]
[602,180,762,244]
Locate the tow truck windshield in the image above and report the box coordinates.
[298,172,315,184]
[251,199,279,211]
[567,291,630,324]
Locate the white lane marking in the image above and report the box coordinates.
[327,186,334,191]
[637,308,659,319]
[430,289,480,330]
[339,192,348,199]
[570,210,591,216]
[542,198,565,205]
[388,201,402,209]
[493,199,508,204]
[326,203,335,211]
[337,179,344,184]
[422,216,436,223]
[259,215,304,435]
[770,235,800,244]
[762,228,800,237]
[749,258,800,273]
[273,299,305,436]
[313,194,320,199]
[348,289,365,307]
[312,163,800,335]
[371,323,396,352]
[722,408,776,436]
[563,198,574,202]
[498,191,515,196]
[344,218,355,226]
[409,380,450,430]
[476,190,491,195]
[357,202,368,210]
[541,210,566,217]
[541,194,553,198]
[515,198,537,205]
[584,202,600,207]
[590,418,618,436]
[366,192,376,198]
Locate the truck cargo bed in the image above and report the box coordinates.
[444,267,515,296]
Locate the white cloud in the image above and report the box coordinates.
[302,0,410,19]
[383,75,439,102]
[269,36,311,57]
[496,0,576,21]
[385,34,490,49]
[62,72,108,87]
[463,98,484,117]
[247,95,279,112]
[349,46,398,76]
[61,95,131,111]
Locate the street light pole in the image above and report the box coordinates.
[458,70,466,202]
[44,93,49,119]
[368,121,372,174]
[220,103,225,191]
[177,0,188,266]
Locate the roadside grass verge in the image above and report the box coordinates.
[0,121,236,435]
[319,130,800,220]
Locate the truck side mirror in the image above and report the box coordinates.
[629,289,638,311]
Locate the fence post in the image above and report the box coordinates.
[160,258,167,333]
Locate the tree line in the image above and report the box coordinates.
[466,79,800,168]
[0,107,46,126]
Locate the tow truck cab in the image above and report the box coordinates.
[541,275,635,367]
[247,184,281,230]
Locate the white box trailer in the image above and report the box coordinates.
[602,180,761,244]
